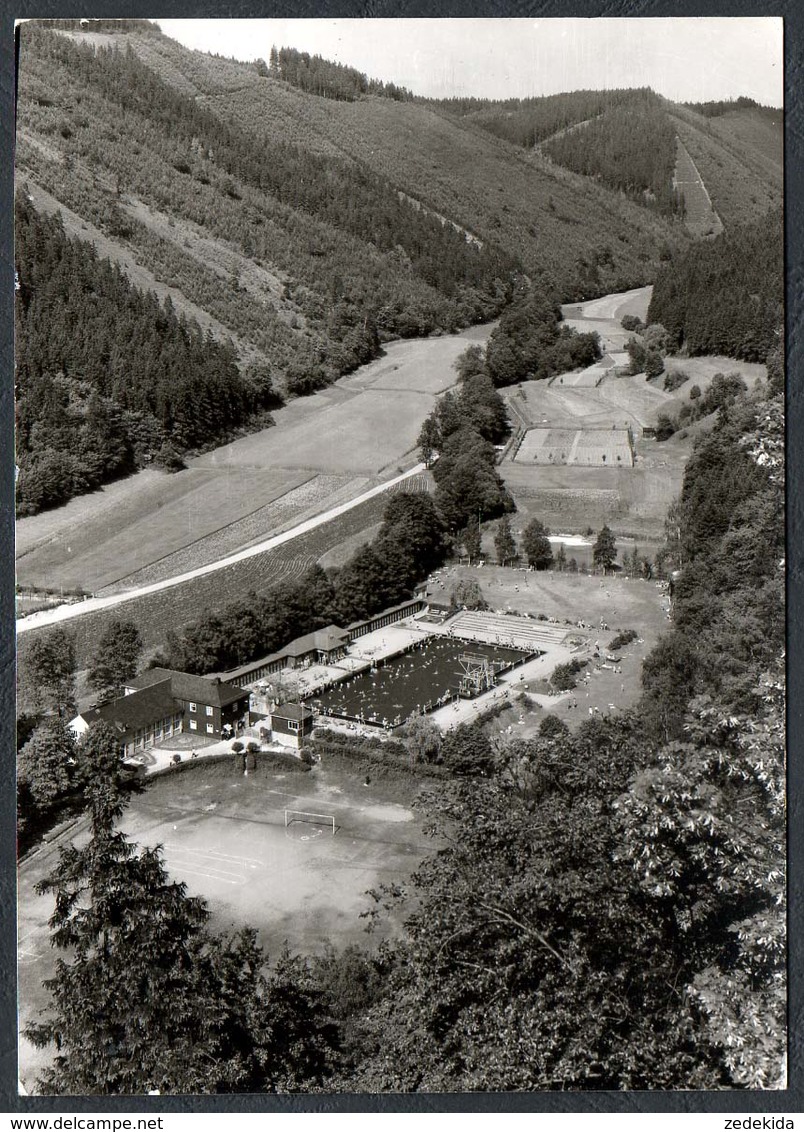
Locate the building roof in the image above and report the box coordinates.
[80,679,178,738]
[126,667,244,708]
[271,702,314,723]
[220,627,350,683]
[281,626,350,658]
[345,597,425,632]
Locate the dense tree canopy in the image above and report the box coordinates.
[485,286,600,387]
[542,93,684,218]
[86,619,143,704]
[18,626,77,718]
[269,45,414,103]
[15,195,270,515]
[647,211,783,362]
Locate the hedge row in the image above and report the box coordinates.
[312,728,449,779]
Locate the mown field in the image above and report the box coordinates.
[100,474,373,594]
[16,322,483,595]
[16,466,315,594]
[509,372,671,432]
[17,481,427,671]
[501,444,687,540]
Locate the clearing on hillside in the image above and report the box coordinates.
[673,136,723,239]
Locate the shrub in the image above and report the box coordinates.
[440,723,496,777]
[551,658,588,691]
[153,441,186,473]
[626,337,648,375]
[645,350,665,379]
[231,741,244,754]
[621,314,644,333]
[311,727,448,778]
[609,629,638,651]
[689,384,702,400]
[655,412,677,441]
[663,369,689,393]
[539,714,569,739]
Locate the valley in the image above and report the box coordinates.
[16,321,493,597]
[12,18,785,1100]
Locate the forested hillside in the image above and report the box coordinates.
[430,88,781,231]
[426,88,638,147]
[263,45,414,102]
[647,210,783,360]
[541,93,684,217]
[16,25,517,386]
[14,194,277,515]
[326,378,786,1091]
[17,22,690,312]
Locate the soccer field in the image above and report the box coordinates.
[120,759,429,956]
[17,755,432,1091]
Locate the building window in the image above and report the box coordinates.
[189,702,197,713]
[287,719,299,732]
[205,705,213,716]
[189,720,198,731]
[206,723,214,735]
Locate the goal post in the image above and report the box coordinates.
[284,809,336,835]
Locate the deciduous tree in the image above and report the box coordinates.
[449,578,487,611]
[87,619,143,704]
[17,716,77,811]
[521,518,553,570]
[20,627,77,718]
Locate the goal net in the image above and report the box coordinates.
[284,809,336,835]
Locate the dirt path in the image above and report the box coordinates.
[563,285,653,323]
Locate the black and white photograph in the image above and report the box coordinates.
[11,13,787,1099]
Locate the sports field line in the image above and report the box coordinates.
[161,842,265,868]
[17,462,427,634]
[163,862,248,887]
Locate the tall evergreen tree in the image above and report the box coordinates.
[521,518,553,570]
[593,525,618,572]
[494,516,517,566]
